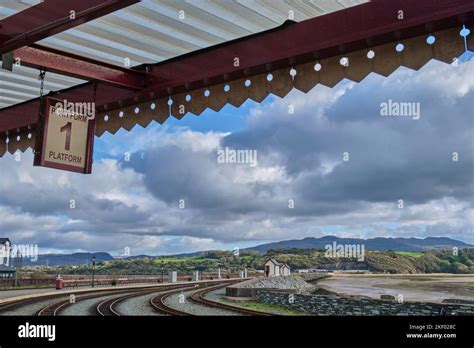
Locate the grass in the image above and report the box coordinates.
[152,256,200,264]
[395,252,423,258]
[221,298,308,316]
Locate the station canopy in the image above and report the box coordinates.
[0,0,473,157]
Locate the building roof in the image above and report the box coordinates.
[264,258,281,266]
[0,0,367,108]
[0,238,11,245]
[0,264,15,272]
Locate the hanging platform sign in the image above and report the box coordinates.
[34,97,95,174]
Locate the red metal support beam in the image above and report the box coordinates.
[1,0,474,135]
[14,45,148,90]
[0,0,139,55]
[143,0,474,96]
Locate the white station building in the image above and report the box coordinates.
[264,258,291,277]
[0,238,15,278]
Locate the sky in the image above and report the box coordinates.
[0,52,473,256]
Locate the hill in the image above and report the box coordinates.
[21,248,474,275]
[246,236,472,253]
[16,236,472,267]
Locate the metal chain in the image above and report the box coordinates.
[38,70,46,118]
[92,82,98,119]
[39,70,46,97]
[32,70,47,155]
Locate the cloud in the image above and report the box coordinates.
[0,58,473,254]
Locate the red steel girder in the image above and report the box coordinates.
[14,45,148,90]
[144,0,474,95]
[1,0,474,135]
[0,0,139,55]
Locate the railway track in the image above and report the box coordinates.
[37,283,205,316]
[1,279,264,316]
[189,283,275,316]
[150,280,274,316]
[0,295,64,314]
[0,288,148,316]
[149,280,240,316]
[96,288,160,316]
[149,285,198,316]
[38,293,95,316]
[97,282,221,316]
[150,280,236,316]
[39,288,160,316]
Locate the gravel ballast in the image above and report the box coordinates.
[164,289,242,316]
[1,297,65,316]
[116,291,165,316]
[60,293,123,316]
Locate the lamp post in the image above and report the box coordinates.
[14,248,21,288]
[91,255,96,288]
[161,259,164,283]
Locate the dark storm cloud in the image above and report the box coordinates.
[124,143,278,213]
[221,66,474,206]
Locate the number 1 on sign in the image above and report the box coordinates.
[60,122,72,151]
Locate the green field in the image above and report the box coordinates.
[396,251,423,258]
[20,247,474,276]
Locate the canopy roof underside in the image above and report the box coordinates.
[0,0,367,108]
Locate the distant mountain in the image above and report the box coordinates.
[18,237,472,267]
[22,252,113,266]
[245,236,472,253]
